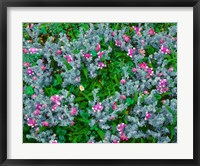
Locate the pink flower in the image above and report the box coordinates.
[159,38,165,45]
[115,40,122,47]
[41,65,46,71]
[162,100,166,104]
[157,79,169,94]
[145,112,152,120]
[139,62,147,69]
[32,94,37,99]
[120,95,126,100]
[133,26,141,36]
[113,140,120,143]
[50,140,58,143]
[127,48,136,58]
[158,73,163,77]
[23,48,29,54]
[51,95,62,105]
[42,121,49,127]
[123,34,130,42]
[64,55,73,63]
[148,28,155,35]
[83,53,92,59]
[23,62,30,67]
[97,51,104,58]
[110,116,116,120]
[132,68,138,73]
[29,24,34,29]
[56,50,62,55]
[98,62,106,69]
[33,109,40,116]
[35,127,39,132]
[120,79,126,84]
[71,121,75,125]
[70,107,77,116]
[144,90,149,95]
[27,68,34,75]
[120,132,129,141]
[96,44,101,52]
[141,40,145,44]
[117,123,126,131]
[92,102,103,112]
[29,47,38,54]
[168,67,173,72]
[32,76,37,80]
[52,104,58,111]
[112,102,117,110]
[27,118,36,128]
[160,45,171,54]
[111,32,115,37]
[36,103,42,110]
[147,67,153,76]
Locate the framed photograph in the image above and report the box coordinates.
[0,0,199,165]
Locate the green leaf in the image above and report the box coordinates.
[126,98,134,106]
[97,129,105,141]
[82,68,88,79]
[25,86,34,95]
[91,50,97,57]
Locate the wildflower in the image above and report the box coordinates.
[36,103,42,110]
[147,67,153,76]
[160,38,165,45]
[23,62,30,67]
[92,102,103,112]
[33,109,40,116]
[127,48,136,57]
[96,44,101,52]
[23,48,29,54]
[144,90,149,94]
[123,34,130,42]
[111,32,115,36]
[168,67,173,72]
[26,68,34,75]
[133,26,141,36]
[145,112,152,120]
[50,95,62,105]
[132,68,137,73]
[110,116,116,120]
[41,65,46,71]
[115,40,122,47]
[64,55,73,63]
[120,95,126,100]
[41,121,49,127]
[117,123,126,131]
[98,62,106,69]
[120,79,126,85]
[27,118,36,128]
[112,102,117,110]
[79,85,84,91]
[97,51,104,58]
[160,45,171,54]
[29,47,38,54]
[50,140,58,143]
[32,94,37,99]
[141,40,145,44]
[70,107,77,116]
[120,132,129,141]
[51,104,58,111]
[35,127,39,132]
[113,140,120,143]
[56,50,62,55]
[139,62,147,69]
[157,79,169,94]
[148,28,155,35]
[83,53,92,59]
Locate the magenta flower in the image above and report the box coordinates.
[51,95,62,105]
[157,79,169,94]
[56,50,62,55]
[145,112,152,120]
[83,53,92,59]
[115,40,122,47]
[148,28,155,35]
[120,132,129,141]
[160,45,171,54]
[144,90,149,95]
[42,121,49,127]
[111,32,115,37]
[117,123,126,131]
[160,38,165,45]
[113,140,120,143]
[97,51,104,58]
[64,55,73,63]
[33,109,40,116]
[120,95,126,100]
[132,68,138,73]
[147,67,154,76]
[70,107,77,116]
[36,103,42,110]
[139,62,147,69]
[23,48,29,54]
[96,44,101,52]
[98,62,106,69]
[52,104,58,111]
[127,48,136,58]
[41,65,46,71]
[50,140,58,143]
[133,26,141,36]
[123,34,130,42]
[27,118,36,128]
[92,102,103,112]
[27,68,34,75]
[23,62,30,67]
[112,102,117,110]
[120,79,126,85]
[29,47,38,54]
[168,67,173,72]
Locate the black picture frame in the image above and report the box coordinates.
[0,0,200,165]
